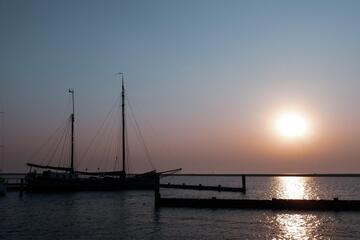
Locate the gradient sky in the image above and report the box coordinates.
[1,0,360,173]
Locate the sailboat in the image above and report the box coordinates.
[25,75,173,192]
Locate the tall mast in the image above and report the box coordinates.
[121,74,126,175]
[69,89,75,173]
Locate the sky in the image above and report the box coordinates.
[1,0,360,173]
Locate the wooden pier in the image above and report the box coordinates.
[160,183,245,192]
[157,197,360,211]
[154,175,360,211]
[160,175,246,193]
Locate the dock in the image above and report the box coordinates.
[160,174,246,193]
[160,175,246,193]
[160,183,245,192]
[157,197,360,211]
[154,175,360,211]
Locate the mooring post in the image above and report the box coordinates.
[155,174,160,208]
[242,175,246,193]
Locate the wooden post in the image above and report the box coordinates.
[242,175,246,193]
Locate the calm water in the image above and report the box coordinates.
[1,176,360,239]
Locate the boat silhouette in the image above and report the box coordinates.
[25,74,178,192]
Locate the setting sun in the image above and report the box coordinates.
[274,112,310,139]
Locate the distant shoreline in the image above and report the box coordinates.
[2,173,360,177]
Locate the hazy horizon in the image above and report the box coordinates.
[2,0,360,173]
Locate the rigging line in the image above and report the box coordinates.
[102,105,119,170]
[127,96,174,171]
[123,105,128,173]
[109,105,122,171]
[113,108,121,171]
[96,102,119,171]
[113,123,123,172]
[119,106,124,169]
[125,117,131,173]
[112,127,118,172]
[46,116,71,166]
[126,112,143,173]
[126,96,155,170]
[80,95,120,166]
[45,94,73,166]
[59,120,71,168]
[80,96,119,167]
[99,110,118,171]
[126,106,153,171]
[46,117,70,167]
[33,94,74,166]
[106,126,118,172]
[40,119,69,166]
[110,113,121,171]
[73,137,77,170]
[126,137,132,173]
[28,119,68,165]
[58,120,71,168]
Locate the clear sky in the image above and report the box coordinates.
[1,0,360,173]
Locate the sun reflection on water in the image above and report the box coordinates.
[268,177,324,239]
[271,213,322,240]
[276,177,311,199]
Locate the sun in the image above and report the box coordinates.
[274,111,310,139]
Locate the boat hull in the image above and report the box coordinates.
[25,172,157,192]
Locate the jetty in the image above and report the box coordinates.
[154,175,360,211]
[160,175,246,193]
[157,197,360,211]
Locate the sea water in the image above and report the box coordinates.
[1,176,360,239]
